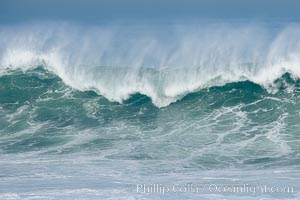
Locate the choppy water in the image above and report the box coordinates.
[1,22,300,199]
[0,67,299,199]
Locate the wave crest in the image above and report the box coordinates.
[1,22,300,107]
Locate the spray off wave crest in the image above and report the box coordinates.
[1,22,300,107]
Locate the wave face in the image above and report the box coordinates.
[1,22,300,199]
[0,68,300,199]
[0,67,300,163]
[0,67,300,160]
[1,22,300,107]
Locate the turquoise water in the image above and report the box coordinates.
[0,67,299,199]
[1,22,300,199]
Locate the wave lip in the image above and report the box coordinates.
[1,22,300,107]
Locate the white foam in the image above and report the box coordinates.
[1,22,300,107]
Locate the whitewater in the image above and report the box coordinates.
[1,22,300,106]
[0,21,300,199]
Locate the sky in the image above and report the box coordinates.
[0,0,300,24]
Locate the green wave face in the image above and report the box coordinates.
[1,67,300,200]
[1,67,299,169]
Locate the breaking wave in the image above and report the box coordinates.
[1,21,300,107]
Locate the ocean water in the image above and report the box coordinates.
[0,22,300,199]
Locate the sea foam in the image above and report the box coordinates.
[1,22,300,107]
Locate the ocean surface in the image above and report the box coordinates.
[0,21,300,199]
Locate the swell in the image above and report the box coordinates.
[1,68,299,164]
[1,22,300,106]
[0,67,299,108]
[1,64,300,108]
